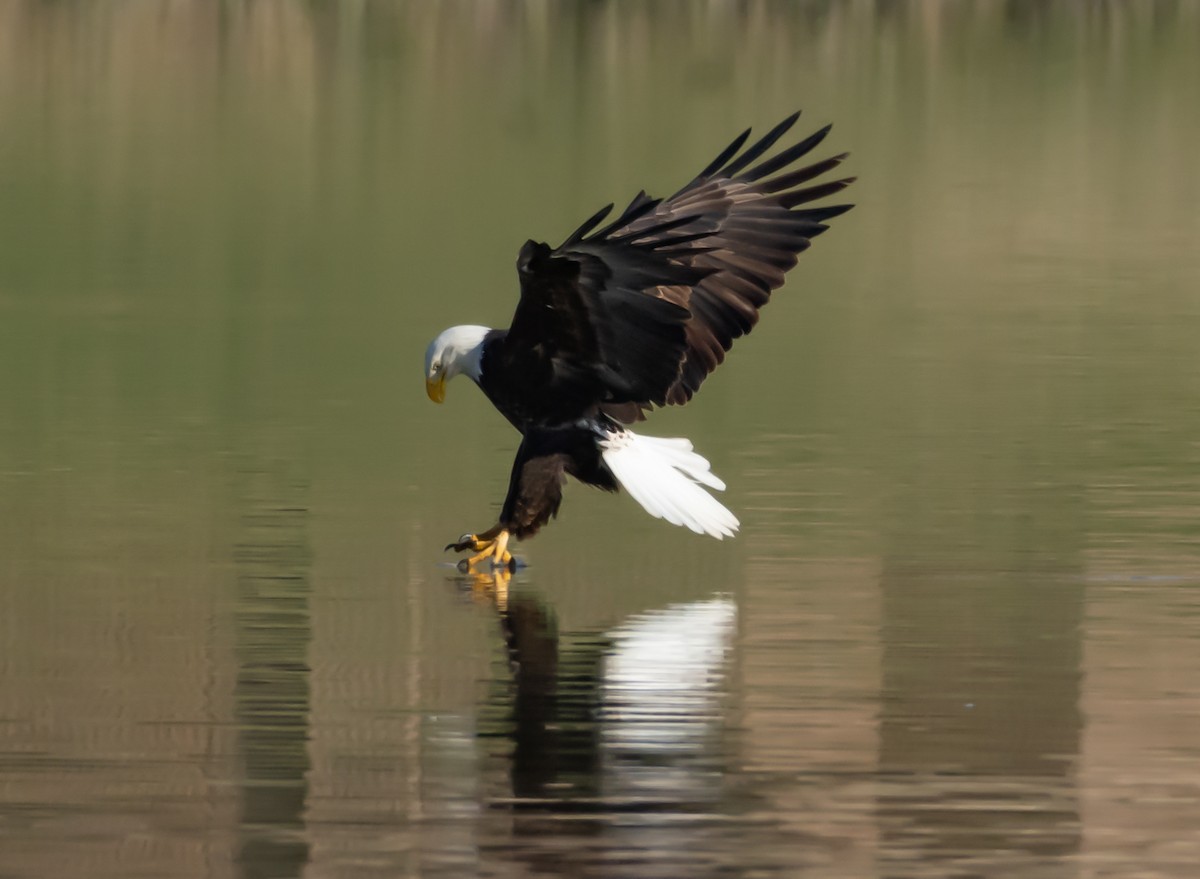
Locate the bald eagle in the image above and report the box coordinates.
[425,111,853,569]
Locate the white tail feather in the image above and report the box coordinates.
[599,430,739,540]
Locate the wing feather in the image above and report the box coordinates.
[504,111,854,424]
[740,124,833,182]
[708,111,802,180]
[562,203,615,246]
[607,113,855,412]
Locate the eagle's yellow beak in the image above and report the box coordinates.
[426,375,446,403]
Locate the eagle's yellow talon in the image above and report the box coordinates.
[451,527,513,571]
[466,544,496,567]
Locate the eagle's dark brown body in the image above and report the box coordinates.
[429,111,854,556]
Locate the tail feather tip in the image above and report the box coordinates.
[599,429,739,540]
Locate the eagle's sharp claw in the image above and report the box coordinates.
[446,532,485,553]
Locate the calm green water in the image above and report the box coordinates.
[2,2,1200,877]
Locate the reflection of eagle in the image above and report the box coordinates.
[484,584,737,826]
[425,112,853,568]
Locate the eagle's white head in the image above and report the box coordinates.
[424,325,490,403]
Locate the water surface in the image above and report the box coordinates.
[2,2,1199,877]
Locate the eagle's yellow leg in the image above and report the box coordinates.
[466,529,511,569]
[493,530,512,566]
[447,524,513,570]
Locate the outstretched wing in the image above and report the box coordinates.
[502,221,710,410]
[610,111,855,415]
[504,110,854,420]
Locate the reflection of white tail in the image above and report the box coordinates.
[599,430,739,539]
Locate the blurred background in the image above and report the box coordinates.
[1,1,1199,877]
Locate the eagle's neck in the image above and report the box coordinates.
[458,336,486,382]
